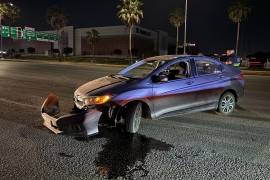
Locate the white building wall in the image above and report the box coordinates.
[75,29,81,56]
[157,30,169,55]
[78,25,129,37]
[41,26,74,55]
[133,25,158,50]
[41,25,172,56]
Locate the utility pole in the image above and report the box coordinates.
[183,0,188,54]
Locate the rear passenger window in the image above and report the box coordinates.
[195,60,222,76]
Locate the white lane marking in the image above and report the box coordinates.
[0,98,38,109]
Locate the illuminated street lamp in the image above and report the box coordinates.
[183,0,188,54]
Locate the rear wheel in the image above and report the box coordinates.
[218,92,236,115]
[125,102,142,133]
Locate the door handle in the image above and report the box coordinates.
[186,81,194,85]
[219,75,224,78]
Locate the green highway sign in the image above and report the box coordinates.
[11,27,18,39]
[36,31,60,42]
[1,25,59,42]
[1,26,10,38]
[24,29,36,41]
[36,31,46,40]
[49,33,60,41]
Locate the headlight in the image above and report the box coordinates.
[84,95,111,105]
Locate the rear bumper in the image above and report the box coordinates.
[41,93,102,136]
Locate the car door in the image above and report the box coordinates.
[151,59,197,118]
[192,57,225,107]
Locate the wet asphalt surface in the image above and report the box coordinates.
[0,60,270,179]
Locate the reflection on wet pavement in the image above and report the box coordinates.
[92,128,173,179]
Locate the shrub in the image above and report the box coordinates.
[27,47,35,54]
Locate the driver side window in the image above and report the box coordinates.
[162,61,190,81]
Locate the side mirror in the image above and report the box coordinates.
[152,74,168,83]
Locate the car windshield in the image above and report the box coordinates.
[118,60,165,79]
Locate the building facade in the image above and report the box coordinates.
[3,25,175,57]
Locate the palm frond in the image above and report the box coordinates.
[228,0,251,23]
[47,6,67,30]
[168,8,185,28]
[117,0,143,27]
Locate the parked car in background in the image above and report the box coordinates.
[264,58,270,69]
[41,55,245,137]
[247,57,265,68]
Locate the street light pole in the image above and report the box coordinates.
[183,0,188,54]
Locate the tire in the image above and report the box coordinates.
[125,102,142,134]
[217,92,236,115]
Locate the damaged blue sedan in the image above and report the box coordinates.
[41,55,245,136]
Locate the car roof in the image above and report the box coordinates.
[144,55,216,62]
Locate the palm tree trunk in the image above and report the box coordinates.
[129,26,133,64]
[93,43,95,56]
[236,21,240,56]
[176,26,179,54]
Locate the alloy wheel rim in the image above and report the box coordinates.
[134,105,142,129]
[220,95,235,113]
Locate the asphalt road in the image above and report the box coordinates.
[0,60,270,180]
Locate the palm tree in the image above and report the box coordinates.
[0,3,8,56]
[117,0,143,62]
[5,4,20,26]
[5,4,20,57]
[86,29,100,56]
[228,0,251,55]
[47,6,67,56]
[169,8,185,54]
[0,3,8,25]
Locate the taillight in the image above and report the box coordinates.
[238,72,244,80]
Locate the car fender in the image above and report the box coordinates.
[112,90,155,119]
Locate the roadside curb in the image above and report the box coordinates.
[2,58,270,76]
[0,58,126,68]
[242,70,270,77]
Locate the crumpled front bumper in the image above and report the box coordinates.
[41,93,102,136]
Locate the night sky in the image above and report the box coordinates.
[8,0,270,55]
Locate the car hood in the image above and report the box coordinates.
[74,76,128,97]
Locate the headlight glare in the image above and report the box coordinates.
[84,95,111,105]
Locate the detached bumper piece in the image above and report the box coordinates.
[41,93,102,136]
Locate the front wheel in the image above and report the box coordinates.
[125,103,142,134]
[217,92,236,115]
